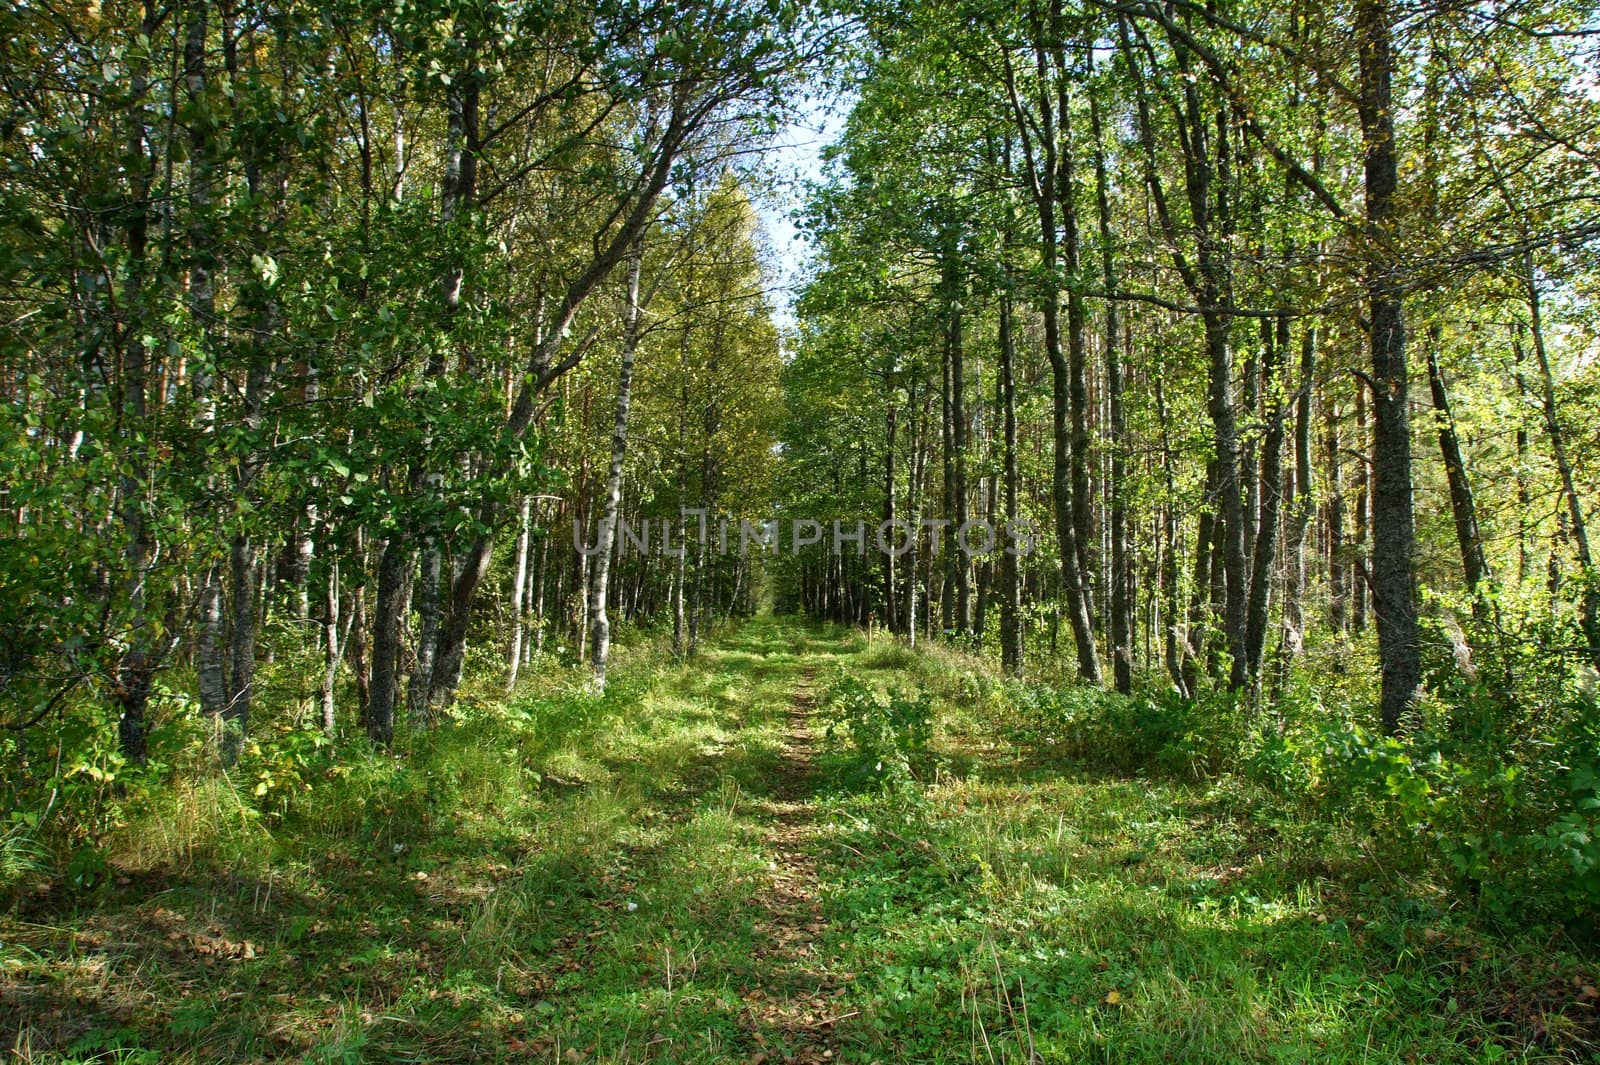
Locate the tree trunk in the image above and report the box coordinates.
[1154,378,1187,695]
[113,5,161,762]
[1004,18,1099,681]
[1326,395,1348,633]
[350,531,372,722]
[1525,252,1600,668]
[197,569,228,725]
[408,544,442,722]
[999,286,1023,677]
[1283,324,1317,660]
[1245,316,1288,681]
[1353,383,1371,634]
[1061,130,1099,669]
[225,530,259,759]
[883,382,899,635]
[939,307,955,637]
[1359,0,1422,733]
[185,0,228,727]
[367,535,409,745]
[1184,462,1218,695]
[1425,327,1489,600]
[949,234,971,639]
[1120,12,1242,689]
[1091,85,1130,693]
[321,562,342,734]
[507,495,532,688]
[673,337,691,656]
[590,235,645,691]
[1206,313,1250,691]
[531,506,549,658]
[906,375,925,647]
[1513,328,1532,584]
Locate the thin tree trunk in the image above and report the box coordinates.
[1184,462,1218,695]
[884,383,899,636]
[945,227,970,637]
[906,376,925,647]
[350,530,372,722]
[1353,382,1370,634]
[1425,327,1489,600]
[1061,125,1099,669]
[1525,252,1600,668]
[1245,316,1288,681]
[1002,20,1099,681]
[1207,313,1250,692]
[1513,328,1532,584]
[590,237,645,689]
[1326,394,1348,632]
[1091,85,1131,693]
[185,0,228,727]
[999,284,1023,676]
[225,530,260,759]
[1120,13,1242,688]
[408,545,442,721]
[1153,379,1186,693]
[113,5,161,762]
[673,338,691,656]
[1282,324,1317,660]
[507,495,532,688]
[224,60,278,751]
[321,562,342,734]
[972,349,995,642]
[940,310,955,637]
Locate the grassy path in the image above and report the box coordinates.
[514,619,865,1063]
[2,617,875,1064]
[741,664,849,1064]
[4,617,1596,1063]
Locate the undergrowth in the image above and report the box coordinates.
[3,619,1598,1062]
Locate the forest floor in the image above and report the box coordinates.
[3,617,1598,1063]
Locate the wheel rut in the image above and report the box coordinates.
[740,665,853,1064]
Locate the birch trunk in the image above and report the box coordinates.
[590,235,645,691]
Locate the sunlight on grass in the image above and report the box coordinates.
[4,617,1595,1063]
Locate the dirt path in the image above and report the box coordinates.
[742,666,852,1064]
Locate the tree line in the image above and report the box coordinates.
[779,0,1600,729]
[1,0,810,782]
[4,0,1600,808]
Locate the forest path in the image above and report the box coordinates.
[10,617,1578,1064]
[736,661,853,1064]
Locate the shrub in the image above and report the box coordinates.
[985,661,1600,927]
[1240,683,1600,928]
[822,676,936,788]
[1539,760,1600,918]
[998,683,1241,777]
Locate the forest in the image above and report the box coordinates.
[4,0,1600,1060]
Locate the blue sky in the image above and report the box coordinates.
[752,96,849,330]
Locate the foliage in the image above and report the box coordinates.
[950,648,1600,931]
[821,674,936,787]
[995,682,1240,778]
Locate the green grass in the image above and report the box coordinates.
[3,618,1596,1062]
